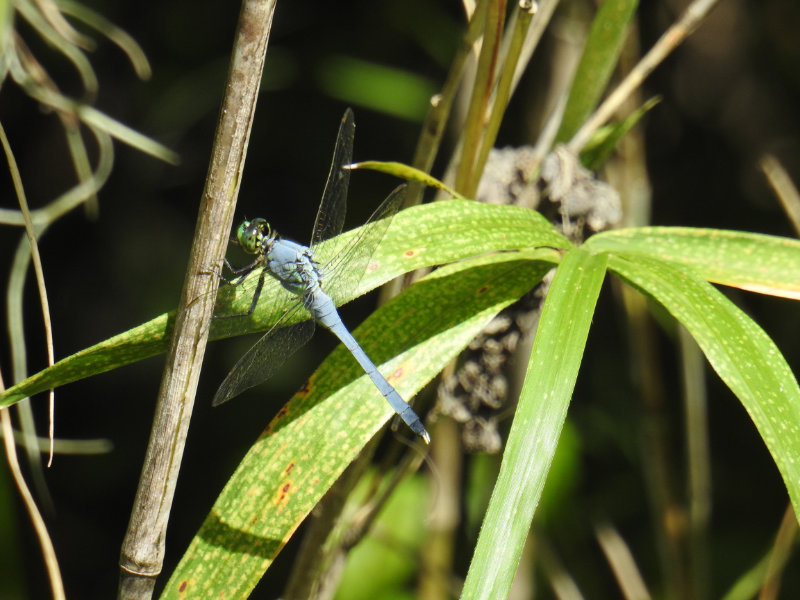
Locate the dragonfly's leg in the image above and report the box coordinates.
[219,257,263,286]
[244,269,268,316]
[213,268,268,320]
[198,260,225,279]
[200,258,261,286]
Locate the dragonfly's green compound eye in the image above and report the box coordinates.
[236,218,271,254]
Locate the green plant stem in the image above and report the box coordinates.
[419,417,462,600]
[680,325,712,598]
[455,0,505,197]
[406,0,486,207]
[472,4,535,192]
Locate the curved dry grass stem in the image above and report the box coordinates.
[56,0,152,79]
[594,520,652,600]
[1,406,65,600]
[0,122,57,467]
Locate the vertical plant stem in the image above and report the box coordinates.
[472,4,535,188]
[1,118,61,510]
[116,1,277,598]
[759,504,799,600]
[679,326,712,599]
[406,27,471,207]
[510,0,562,93]
[454,0,504,196]
[419,417,462,600]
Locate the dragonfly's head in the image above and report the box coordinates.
[236,218,271,255]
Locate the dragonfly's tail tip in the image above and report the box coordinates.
[410,422,430,444]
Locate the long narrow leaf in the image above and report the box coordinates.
[0,201,568,406]
[461,248,608,599]
[580,95,660,170]
[347,161,464,198]
[608,253,800,519]
[160,251,557,598]
[586,226,800,299]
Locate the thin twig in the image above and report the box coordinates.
[760,154,800,237]
[594,520,652,600]
[511,0,561,93]
[116,1,278,598]
[758,504,799,600]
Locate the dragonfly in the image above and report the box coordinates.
[213,109,429,443]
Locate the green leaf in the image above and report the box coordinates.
[160,251,557,599]
[0,200,568,406]
[580,95,660,170]
[461,248,608,600]
[347,161,464,198]
[585,226,800,299]
[607,253,800,520]
[556,0,640,143]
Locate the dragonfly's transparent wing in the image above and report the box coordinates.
[212,311,316,407]
[310,108,354,246]
[322,184,406,299]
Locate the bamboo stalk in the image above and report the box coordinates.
[116,1,278,598]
